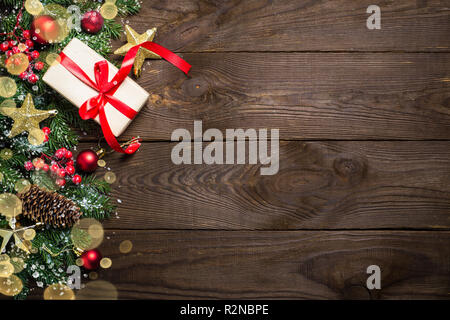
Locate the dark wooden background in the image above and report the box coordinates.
[83,0,450,299]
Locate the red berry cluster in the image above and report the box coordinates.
[24,148,82,187]
[1,30,42,84]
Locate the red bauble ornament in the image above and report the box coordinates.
[31,15,60,45]
[81,11,104,34]
[72,174,82,185]
[34,61,44,71]
[28,73,38,84]
[76,150,99,173]
[30,50,39,60]
[80,249,102,270]
[0,41,9,52]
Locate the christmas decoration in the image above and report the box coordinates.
[43,37,189,153]
[104,171,116,184]
[114,25,161,77]
[0,93,57,140]
[81,10,104,34]
[100,2,118,20]
[5,52,29,75]
[80,249,102,270]
[76,149,100,173]
[0,0,145,299]
[25,0,44,16]
[31,15,60,45]
[43,283,75,300]
[18,185,82,228]
[0,77,17,98]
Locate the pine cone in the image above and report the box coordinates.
[18,185,82,228]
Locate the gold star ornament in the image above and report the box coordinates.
[0,93,57,145]
[114,25,162,77]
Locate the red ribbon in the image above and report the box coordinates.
[59,41,191,154]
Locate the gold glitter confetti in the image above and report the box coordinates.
[28,127,46,146]
[104,171,116,184]
[6,53,29,75]
[100,257,112,269]
[44,283,75,300]
[75,257,84,267]
[0,77,17,98]
[45,53,61,66]
[76,280,118,300]
[100,3,118,20]
[0,93,57,138]
[0,193,22,218]
[0,261,14,278]
[0,274,23,296]
[114,25,161,77]
[71,218,104,250]
[0,148,13,160]
[23,229,36,241]
[32,157,45,169]
[119,240,133,254]
[0,99,16,109]
[10,257,25,274]
[0,254,9,263]
[14,179,31,193]
[25,0,44,16]
[97,159,106,167]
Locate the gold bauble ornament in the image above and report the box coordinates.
[0,77,17,98]
[114,25,161,77]
[6,53,29,76]
[100,257,112,269]
[0,93,57,139]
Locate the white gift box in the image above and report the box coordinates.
[43,38,149,137]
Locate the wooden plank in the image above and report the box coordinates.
[105,52,450,141]
[89,141,450,230]
[90,230,450,299]
[111,0,450,52]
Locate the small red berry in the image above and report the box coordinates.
[22,30,31,39]
[30,50,39,60]
[6,50,13,58]
[24,161,34,171]
[28,73,38,84]
[19,72,28,80]
[65,165,75,175]
[42,164,49,172]
[25,39,34,48]
[65,151,73,159]
[11,46,20,54]
[34,61,44,71]
[51,164,59,172]
[0,41,9,52]
[42,127,51,135]
[8,40,16,47]
[72,175,82,185]
[57,168,66,177]
[66,159,74,166]
[56,178,66,187]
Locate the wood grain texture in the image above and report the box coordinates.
[104,52,450,141]
[92,230,450,299]
[87,141,450,230]
[111,0,450,52]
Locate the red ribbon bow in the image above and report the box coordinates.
[59,42,191,154]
